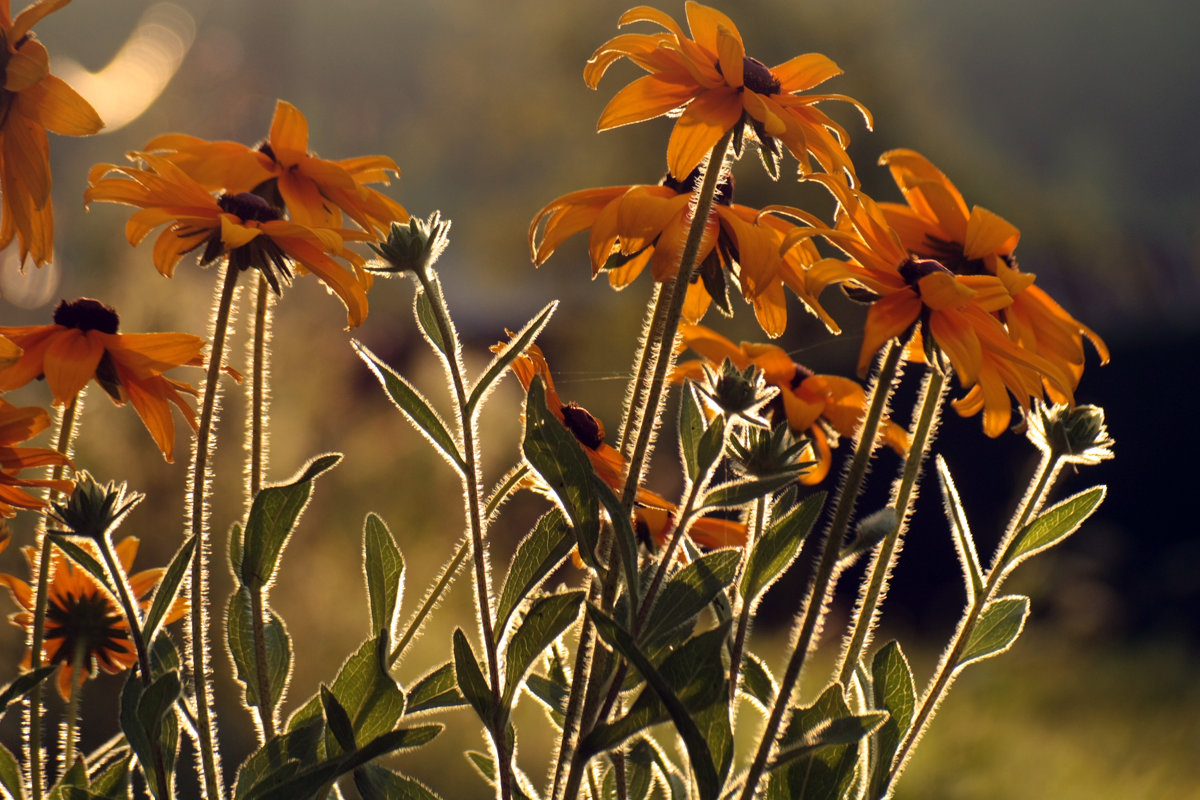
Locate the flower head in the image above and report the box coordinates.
[85,154,372,326]
[0,534,185,700]
[0,298,209,461]
[674,323,908,483]
[0,397,71,515]
[586,2,869,180]
[0,0,103,266]
[530,167,835,336]
[497,336,745,549]
[876,148,1109,402]
[143,99,408,236]
[782,175,1074,437]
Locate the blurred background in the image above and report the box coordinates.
[1,0,1197,797]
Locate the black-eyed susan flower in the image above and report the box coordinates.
[530,168,835,336]
[674,323,908,483]
[0,534,186,700]
[0,0,104,266]
[85,154,372,327]
[0,298,208,462]
[498,337,746,550]
[781,175,1073,437]
[144,99,408,236]
[0,398,71,515]
[876,148,1109,402]
[586,1,869,181]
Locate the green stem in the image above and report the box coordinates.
[616,283,669,458]
[729,495,769,705]
[187,260,241,800]
[248,274,271,504]
[836,366,946,687]
[738,340,904,800]
[63,638,86,769]
[28,394,81,800]
[414,268,510,800]
[882,446,1064,798]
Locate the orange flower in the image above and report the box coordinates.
[782,175,1073,437]
[0,298,208,462]
[530,169,835,336]
[144,99,408,236]
[85,153,372,327]
[674,323,908,483]
[0,534,186,700]
[586,2,869,180]
[0,0,103,266]
[498,337,745,549]
[0,398,71,515]
[876,148,1109,402]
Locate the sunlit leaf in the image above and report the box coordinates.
[45,536,111,594]
[406,662,466,714]
[766,683,864,800]
[495,509,573,638]
[240,454,341,591]
[1001,487,1106,575]
[641,549,740,649]
[354,764,443,800]
[739,653,777,712]
[740,491,824,602]
[467,300,557,417]
[0,666,55,714]
[363,514,404,640]
[89,753,132,799]
[868,641,915,797]
[936,456,983,603]
[678,381,706,482]
[120,670,180,799]
[143,535,195,642]
[957,595,1030,671]
[226,586,292,713]
[592,473,640,613]
[701,472,795,510]
[414,289,448,359]
[454,628,494,723]
[502,591,584,711]
[0,743,23,800]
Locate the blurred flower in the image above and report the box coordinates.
[497,336,745,549]
[85,154,371,326]
[0,298,207,462]
[674,323,908,483]
[586,1,869,180]
[144,99,407,236]
[0,534,186,700]
[0,0,104,266]
[0,398,71,515]
[877,148,1109,402]
[530,168,835,336]
[782,175,1074,437]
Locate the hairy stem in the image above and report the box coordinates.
[739,340,903,800]
[729,495,768,705]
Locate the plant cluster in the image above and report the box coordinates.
[0,2,1111,799]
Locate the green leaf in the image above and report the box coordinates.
[45,536,112,593]
[936,456,983,603]
[226,586,292,712]
[1001,486,1106,574]
[462,752,537,800]
[502,591,583,710]
[524,672,568,728]
[0,743,24,800]
[143,535,195,642]
[406,662,466,714]
[234,718,323,800]
[868,641,915,798]
[120,670,180,799]
[957,595,1030,671]
[678,381,706,482]
[239,454,341,591]
[766,683,862,800]
[626,738,658,800]
[740,491,824,602]
[495,509,573,638]
[354,764,442,800]
[354,341,465,475]
[363,514,404,640]
[521,376,602,570]
[739,653,777,712]
[321,685,357,753]
[770,711,888,769]
[0,666,55,713]
[414,289,449,359]
[88,753,132,799]
[453,629,493,723]
[701,473,796,510]
[287,634,405,751]
[641,549,740,650]
[467,300,557,417]
[591,473,640,614]
[587,607,721,800]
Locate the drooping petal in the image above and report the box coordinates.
[42,329,104,403]
[666,87,742,178]
[597,73,698,130]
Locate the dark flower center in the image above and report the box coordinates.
[661,168,734,206]
[898,257,952,289]
[45,587,128,665]
[53,298,120,333]
[789,363,814,390]
[218,192,282,223]
[561,403,604,450]
[716,55,781,95]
